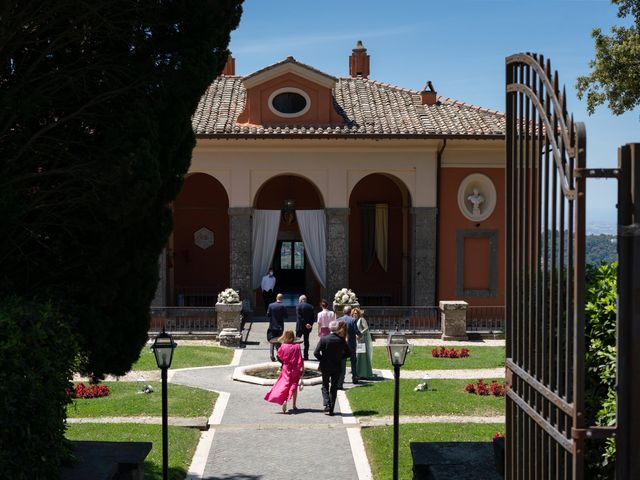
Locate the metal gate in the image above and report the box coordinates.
[505,53,640,479]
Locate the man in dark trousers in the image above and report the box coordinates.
[266,293,288,362]
[339,305,362,384]
[295,294,315,360]
[314,320,350,416]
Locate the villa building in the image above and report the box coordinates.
[153,42,506,311]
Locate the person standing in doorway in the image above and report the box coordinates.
[295,295,315,361]
[314,320,350,416]
[261,268,276,314]
[267,293,287,362]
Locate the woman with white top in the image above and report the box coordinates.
[316,299,335,337]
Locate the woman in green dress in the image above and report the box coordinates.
[352,307,373,379]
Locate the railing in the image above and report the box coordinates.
[362,306,441,334]
[175,286,218,306]
[466,306,505,332]
[150,307,217,333]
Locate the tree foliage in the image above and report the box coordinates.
[576,0,640,115]
[0,0,243,377]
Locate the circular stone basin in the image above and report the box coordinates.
[232,362,323,386]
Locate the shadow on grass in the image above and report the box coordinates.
[144,461,186,480]
[352,409,379,416]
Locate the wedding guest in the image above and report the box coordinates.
[261,268,276,314]
[316,299,335,338]
[267,293,287,362]
[295,295,315,360]
[339,305,362,384]
[264,330,304,413]
[352,307,373,379]
[313,321,350,416]
[336,319,347,389]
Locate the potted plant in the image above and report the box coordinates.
[215,288,242,331]
[333,288,359,315]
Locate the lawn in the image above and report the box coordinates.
[66,423,200,480]
[362,422,505,480]
[67,382,217,418]
[132,345,233,370]
[346,379,505,417]
[372,345,505,370]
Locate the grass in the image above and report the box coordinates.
[131,345,233,370]
[361,422,505,480]
[66,423,200,480]
[346,379,505,417]
[372,345,505,370]
[67,382,217,418]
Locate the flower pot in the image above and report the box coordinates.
[215,302,242,331]
[493,436,505,476]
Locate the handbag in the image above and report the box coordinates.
[356,342,366,354]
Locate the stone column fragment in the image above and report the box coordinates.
[439,300,469,341]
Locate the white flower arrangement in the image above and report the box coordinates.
[333,288,358,305]
[217,288,240,304]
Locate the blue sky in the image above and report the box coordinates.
[228,0,638,226]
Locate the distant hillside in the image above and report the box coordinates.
[586,234,617,266]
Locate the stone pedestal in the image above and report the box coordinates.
[216,303,243,331]
[218,328,242,347]
[439,301,468,341]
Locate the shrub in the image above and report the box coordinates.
[0,297,77,479]
[432,346,470,358]
[585,262,617,478]
[71,383,111,399]
[465,379,505,397]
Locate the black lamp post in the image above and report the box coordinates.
[152,329,177,480]
[387,330,410,480]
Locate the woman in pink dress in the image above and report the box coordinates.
[316,299,335,338]
[264,330,304,413]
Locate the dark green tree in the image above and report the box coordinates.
[576,0,640,115]
[0,1,242,476]
[1,0,242,375]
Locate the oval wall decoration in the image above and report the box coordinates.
[457,173,497,222]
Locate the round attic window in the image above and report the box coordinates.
[268,87,310,118]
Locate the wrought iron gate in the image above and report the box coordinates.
[505,53,640,479]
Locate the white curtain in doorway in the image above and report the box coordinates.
[252,210,281,289]
[296,210,326,287]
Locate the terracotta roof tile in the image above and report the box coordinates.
[192,76,505,137]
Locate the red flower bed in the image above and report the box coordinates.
[464,379,505,396]
[492,432,505,440]
[431,346,470,358]
[69,383,110,399]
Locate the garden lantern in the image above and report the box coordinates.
[387,330,410,480]
[152,329,177,369]
[152,329,177,480]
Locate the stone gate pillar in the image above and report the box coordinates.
[325,208,350,301]
[411,207,437,305]
[228,207,252,303]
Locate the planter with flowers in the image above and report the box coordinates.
[333,288,359,315]
[215,288,242,331]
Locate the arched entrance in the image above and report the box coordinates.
[171,173,229,305]
[254,174,324,308]
[349,173,411,305]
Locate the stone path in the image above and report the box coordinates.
[359,415,505,427]
[171,319,368,480]
[377,367,505,380]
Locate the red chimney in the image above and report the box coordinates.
[349,40,370,78]
[420,81,438,106]
[222,53,236,76]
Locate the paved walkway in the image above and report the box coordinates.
[171,319,369,480]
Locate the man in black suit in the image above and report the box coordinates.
[266,293,288,362]
[314,320,350,416]
[295,294,315,360]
